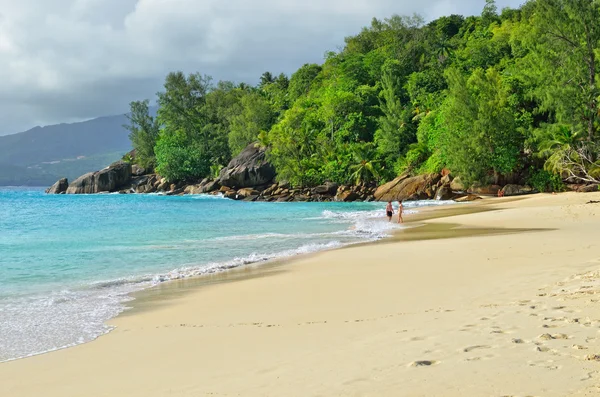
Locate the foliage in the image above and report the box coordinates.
[441,67,522,185]
[528,168,565,192]
[125,100,160,168]
[125,2,600,190]
[544,142,600,184]
[228,91,275,155]
[155,132,210,182]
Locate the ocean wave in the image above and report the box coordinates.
[0,197,455,363]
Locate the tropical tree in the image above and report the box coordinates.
[124,100,160,168]
[349,144,381,185]
[442,67,522,185]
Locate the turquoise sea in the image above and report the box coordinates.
[0,187,453,362]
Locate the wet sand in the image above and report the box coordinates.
[2,192,600,396]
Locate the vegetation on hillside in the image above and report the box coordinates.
[0,112,137,186]
[127,0,600,190]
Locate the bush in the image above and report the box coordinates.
[155,133,211,182]
[528,169,564,193]
[418,151,445,174]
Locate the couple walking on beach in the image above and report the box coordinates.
[386,201,403,223]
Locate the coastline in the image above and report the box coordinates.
[2,192,600,396]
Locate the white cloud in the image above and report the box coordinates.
[0,0,524,135]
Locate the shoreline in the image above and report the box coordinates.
[124,198,497,317]
[0,197,462,364]
[2,192,600,396]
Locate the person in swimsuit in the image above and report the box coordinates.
[397,200,404,223]
[386,201,394,222]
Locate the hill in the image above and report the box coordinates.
[0,109,155,186]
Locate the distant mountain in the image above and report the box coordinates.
[0,108,156,186]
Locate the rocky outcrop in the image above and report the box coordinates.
[131,164,147,176]
[218,144,275,189]
[236,188,260,198]
[450,176,465,191]
[45,178,68,194]
[314,182,339,195]
[469,184,502,196]
[501,184,536,197]
[335,186,359,202]
[65,161,132,194]
[65,172,96,194]
[434,185,454,201]
[455,194,482,202]
[578,184,599,193]
[374,173,441,202]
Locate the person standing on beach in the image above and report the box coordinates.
[386,201,394,222]
[397,201,404,224]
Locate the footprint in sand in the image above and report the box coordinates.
[538,333,570,341]
[542,324,559,329]
[409,360,439,367]
[463,345,492,353]
[536,346,552,353]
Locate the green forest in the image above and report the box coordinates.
[126,0,600,192]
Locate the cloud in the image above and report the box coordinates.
[0,0,524,135]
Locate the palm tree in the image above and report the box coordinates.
[349,145,381,185]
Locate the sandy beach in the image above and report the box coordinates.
[2,192,600,396]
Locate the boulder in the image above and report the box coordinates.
[67,161,132,194]
[314,182,339,195]
[201,179,221,193]
[96,161,132,191]
[566,184,585,192]
[45,178,69,194]
[434,185,454,201]
[455,194,482,202]
[374,173,441,202]
[440,174,452,186]
[184,184,202,195]
[224,190,239,200]
[145,183,157,194]
[578,184,600,193]
[66,172,96,194]
[450,176,465,191]
[131,176,149,187]
[156,181,169,192]
[219,143,276,189]
[335,187,359,202]
[131,164,146,176]
[263,183,279,196]
[501,184,536,197]
[166,188,185,196]
[236,188,260,198]
[470,184,502,196]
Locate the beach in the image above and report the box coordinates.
[2,192,600,396]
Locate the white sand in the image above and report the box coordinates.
[1,192,600,396]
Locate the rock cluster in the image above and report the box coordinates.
[45,178,69,194]
[218,144,275,189]
[59,161,132,194]
[46,141,598,201]
[209,181,376,202]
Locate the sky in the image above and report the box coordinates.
[0,0,524,136]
